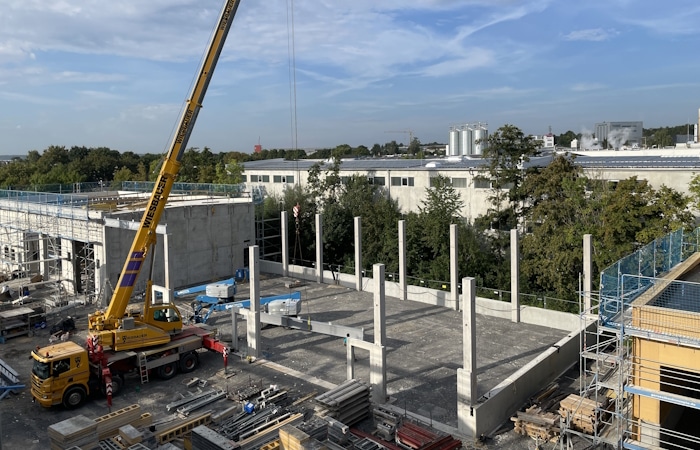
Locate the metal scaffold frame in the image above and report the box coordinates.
[562,227,700,450]
[0,189,104,306]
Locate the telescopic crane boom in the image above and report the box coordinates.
[88,0,242,351]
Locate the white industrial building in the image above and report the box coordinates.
[241,150,700,223]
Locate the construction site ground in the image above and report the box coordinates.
[0,275,579,450]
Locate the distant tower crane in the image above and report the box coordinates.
[384,130,415,146]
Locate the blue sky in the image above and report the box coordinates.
[1,0,699,155]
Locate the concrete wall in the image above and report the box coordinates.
[465,323,592,437]
[105,201,254,293]
[262,262,579,332]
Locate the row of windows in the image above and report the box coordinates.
[245,173,508,190]
[246,174,295,184]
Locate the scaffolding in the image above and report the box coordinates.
[564,227,700,449]
[0,189,104,304]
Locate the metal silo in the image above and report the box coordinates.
[460,127,472,156]
[473,125,488,156]
[449,128,460,156]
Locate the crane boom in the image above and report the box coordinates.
[88,0,242,349]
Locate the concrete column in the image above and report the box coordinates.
[247,245,261,358]
[281,211,289,278]
[583,234,592,313]
[355,217,362,291]
[39,234,49,281]
[346,343,355,380]
[457,277,477,435]
[510,229,520,323]
[374,264,386,346]
[398,220,407,301]
[315,214,323,284]
[372,263,387,403]
[450,224,459,311]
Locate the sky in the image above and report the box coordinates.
[1,0,700,155]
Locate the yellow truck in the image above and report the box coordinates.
[31,325,227,408]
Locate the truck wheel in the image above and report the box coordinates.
[157,362,178,380]
[62,386,86,409]
[111,374,124,397]
[179,352,199,373]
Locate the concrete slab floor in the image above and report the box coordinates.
[210,277,569,429]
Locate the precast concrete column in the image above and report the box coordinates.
[281,211,289,278]
[398,220,407,301]
[355,217,362,291]
[583,234,592,313]
[374,263,386,346]
[39,234,49,281]
[315,214,323,284]
[450,224,459,311]
[510,229,520,323]
[457,277,477,435]
[372,263,387,403]
[247,245,261,358]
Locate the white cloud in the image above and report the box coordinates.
[564,28,618,42]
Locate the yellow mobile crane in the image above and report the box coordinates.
[31,0,241,408]
[87,0,241,351]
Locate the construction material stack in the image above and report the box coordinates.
[510,405,560,442]
[559,394,609,434]
[48,415,99,450]
[313,379,370,426]
[395,421,462,450]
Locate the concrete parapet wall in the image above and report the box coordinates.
[464,322,594,437]
[263,263,578,331]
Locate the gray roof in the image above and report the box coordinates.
[241,154,700,172]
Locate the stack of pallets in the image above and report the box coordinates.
[48,415,99,450]
[314,379,370,426]
[510,405,560,442]
[559,394,608,434]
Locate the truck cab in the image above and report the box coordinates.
[31,341,91,408]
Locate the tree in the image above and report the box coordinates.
[520,155,590,300]
[408,138,421,156]
[478,124,540,231]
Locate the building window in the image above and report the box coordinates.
[451,178,467,188]
[372,176,385,186]
[391,177,401,186]
[402,177,414,186]
[241,175,247,182]
[341,176,350,185]
[273,175,282,183]
[286,175,294,184]
[474,179,491,189]
[250,175,269,183]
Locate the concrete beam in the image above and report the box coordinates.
[259,312,364,340]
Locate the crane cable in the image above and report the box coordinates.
[287,0,304,265]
